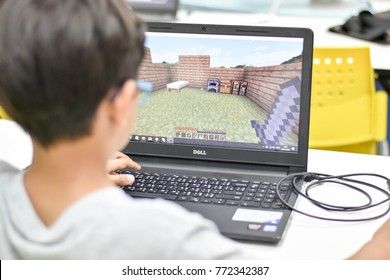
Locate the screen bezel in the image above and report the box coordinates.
[123,22,313,169]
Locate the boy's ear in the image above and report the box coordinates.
[107,80,137,125]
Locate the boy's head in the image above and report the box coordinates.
[0,0,144,148]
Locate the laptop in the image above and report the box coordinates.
[122,22,314,243]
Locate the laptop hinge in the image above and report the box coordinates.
[288,166,307,174]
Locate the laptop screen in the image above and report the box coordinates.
[132,31,304,154]
[124,23,313,168]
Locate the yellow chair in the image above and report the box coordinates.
[0,106,11,120]
[309,46,387,154]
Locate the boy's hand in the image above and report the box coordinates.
[349,218,390,259]
[106,152,141,186]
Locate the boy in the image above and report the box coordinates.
[0,0,388,259]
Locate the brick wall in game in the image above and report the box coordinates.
[244,63,302,112]
[139,47,302,114]
[175,56,210,88]
[138,48,173,90]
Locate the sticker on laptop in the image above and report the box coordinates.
[232,209,283,225]
[263,225,278,233]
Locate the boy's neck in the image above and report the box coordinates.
[24,138,113,226]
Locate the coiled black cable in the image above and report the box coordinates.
[276,172,390,222]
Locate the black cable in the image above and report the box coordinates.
[276,172,390,222]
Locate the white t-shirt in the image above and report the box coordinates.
[0,161,262,259]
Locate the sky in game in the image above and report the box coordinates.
[145,33,304,68]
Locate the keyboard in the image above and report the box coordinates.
[118,170,292,209]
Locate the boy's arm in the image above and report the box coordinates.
[106,152,141,186]
[349,218,390,259]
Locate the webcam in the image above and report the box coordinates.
[202,27,206,31]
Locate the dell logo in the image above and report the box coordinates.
[193,150,207,156]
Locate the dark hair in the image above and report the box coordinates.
[0,0,145,147]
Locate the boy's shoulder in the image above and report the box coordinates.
[0,160,22,189]
[0,160,19,172]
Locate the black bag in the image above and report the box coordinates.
[329,10,390,44]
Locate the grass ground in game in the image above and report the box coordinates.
[134,87,298,145]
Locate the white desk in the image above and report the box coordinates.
[1,119,390,259]
[244,149,390,259]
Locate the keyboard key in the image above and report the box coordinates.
[240,202,261,208]
[189,197,201,203]
[226,200,239,206]
[200,198,213,204]
[232,183,248,187]
[123,186,136,192]
[224,191,244,196]
[215,194,242,200]
[274,199,283,205]
[261,202,271,208]
[213,199,226,205]
[279,191,288,199]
